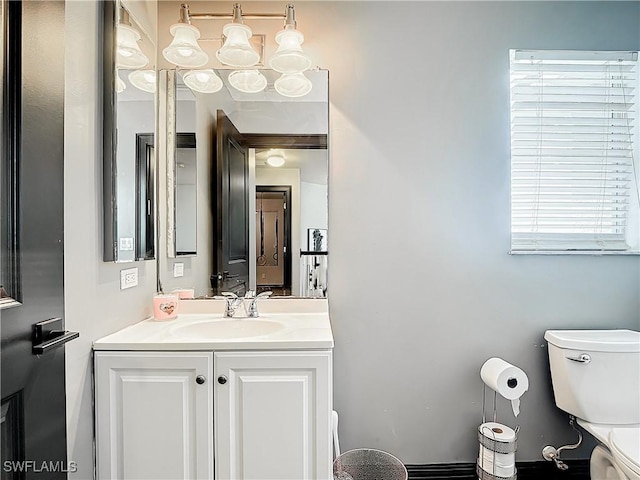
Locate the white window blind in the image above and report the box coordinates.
[510,50,640,253]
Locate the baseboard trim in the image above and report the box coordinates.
[406,460,590,480]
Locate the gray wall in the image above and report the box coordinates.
[62,1,640,474]
[298,1,640,463]
[64,2,156,479]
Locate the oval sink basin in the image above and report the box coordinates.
[171,319,284,340]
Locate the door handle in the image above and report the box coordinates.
[221,271,240,279]
[32,318,79,355]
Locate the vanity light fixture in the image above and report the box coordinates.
[164,3,314,97]
[163,4,209,68]
[116,10,149,69]
[128,70,157,93]
[216,4,260,68]
[182,69,223,93]
[269,5,312,74]
[266,153,285,167]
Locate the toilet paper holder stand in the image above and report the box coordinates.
[481,383,520,434]
[478,384,519,480]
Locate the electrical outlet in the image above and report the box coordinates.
[120,267,138,290]
[173,263,184,278]
[119,237,134,251]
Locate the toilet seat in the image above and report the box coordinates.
[610,428,640,478]
[591,445,628,480]
[577,420,640,480]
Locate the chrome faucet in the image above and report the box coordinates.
[219,292,246,318]
[244,290,272,317]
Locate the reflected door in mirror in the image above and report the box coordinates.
[214,111,249,296]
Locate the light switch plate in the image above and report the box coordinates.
[120,267,138,290]
[173,263,184,278]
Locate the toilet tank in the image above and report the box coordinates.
[544,329,640,425]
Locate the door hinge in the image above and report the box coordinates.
[283,202,287,210]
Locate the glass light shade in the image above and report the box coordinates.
[163,23,208,68]
[228,70,267,93]
[182,69,223,93]
[216,23,260,68]
[117,25,149,69]
[266,154,285,167]
[274,72,312,98]
[128,70,156,93]
[115,71,126,93]
[269,26,312,74]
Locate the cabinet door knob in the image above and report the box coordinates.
[196,375,206,385]
[217,375,228,385]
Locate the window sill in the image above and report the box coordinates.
[509,250,640,256]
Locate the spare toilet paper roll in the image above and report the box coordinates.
[480,357,529,417]
[479,445,515,468]
[478,422,517,477]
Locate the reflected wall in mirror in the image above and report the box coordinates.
[167,75,197,258]
[157,69,328,298]
[102,0,157,262]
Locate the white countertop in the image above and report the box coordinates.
[93,298,334,351]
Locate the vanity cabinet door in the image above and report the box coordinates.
[94,351,213,480]
[214,350,332,480]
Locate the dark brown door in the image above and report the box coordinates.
[213,110,250,295]
[1,1,72,478]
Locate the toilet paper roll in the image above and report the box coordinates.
[478,460,515,478]
[478,421,517,443]
[479,445,515,468]
[478,422,517,478]
[480,357,529,417]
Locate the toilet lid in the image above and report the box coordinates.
[610,428,640,474]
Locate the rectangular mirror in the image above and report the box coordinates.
[102,0,157,262]
[157,69,328,298]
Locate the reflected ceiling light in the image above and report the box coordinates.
[128,69,156,93]
[163,5,208,68]
[266,153,285,167]
[216,9,260,68]
[116,71,126,93]
[228,69,267,93]
[117,24,149,69]
[182,69,223,93]
[269,5,311,74]
[274,72,312,97]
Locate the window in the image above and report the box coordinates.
[509,50,640,254]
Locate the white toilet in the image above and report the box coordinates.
[544,329,640,480]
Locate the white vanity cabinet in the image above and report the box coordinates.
[214,351,332,480]
[94,349,332,480]
[94,351,214,480]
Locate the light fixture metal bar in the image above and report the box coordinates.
[184,2,295,22]
[188,13,287,20]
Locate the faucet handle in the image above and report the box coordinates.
[218,292,244,317]
[246,291,272,317]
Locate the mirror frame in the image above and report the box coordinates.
[102,0,117,261]
[102,0,156,263]
[0,0,22,307]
